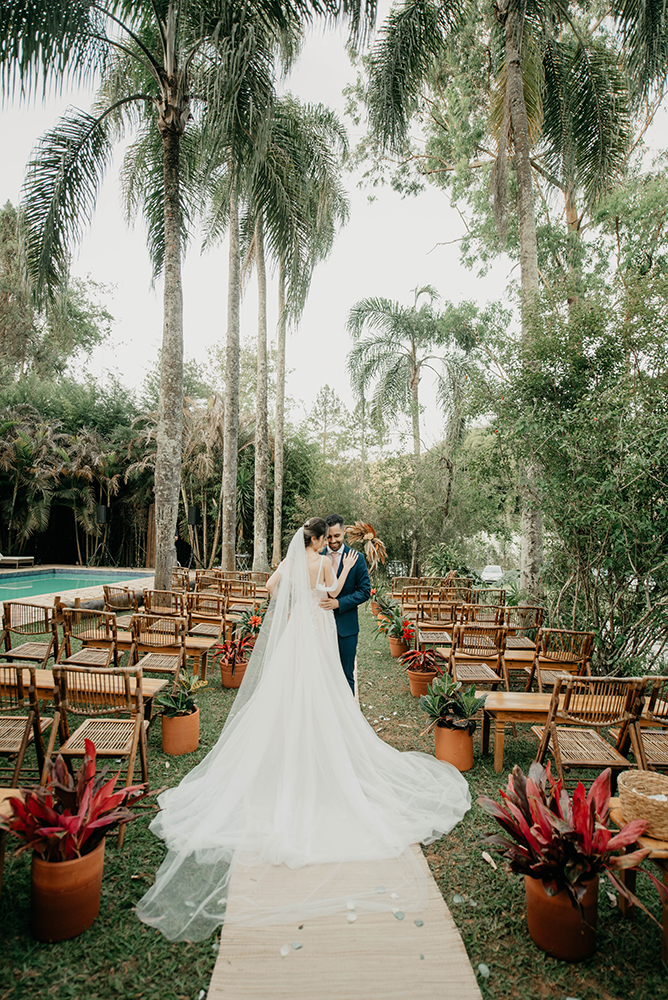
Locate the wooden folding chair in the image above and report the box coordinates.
[471,588,506,607]
[53,665,148,847]
[0,602,58,668]
[129,614,186,684]
[533,675,645,786]
[194,571,224,594]
[449,625,508,690]
[459,604,505,625]
[391,577,419,598]
[171,567,191,593]
[624,676,668,770]
[143,589,185,617]
[103,585,139,630]
[186,592,226,641]
[60,608,118,669]
[0,666,56,786]
[525,628,594,692]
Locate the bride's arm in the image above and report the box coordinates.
[327,551,358,598]
[266,561,283,595]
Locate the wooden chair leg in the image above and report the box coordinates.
[10,712,34,786]
[40,711,61,786]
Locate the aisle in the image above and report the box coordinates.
[206,844,482,1000]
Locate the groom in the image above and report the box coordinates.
[319,513,371,695]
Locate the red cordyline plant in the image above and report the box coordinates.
[478,762,668,921]
[399,649,445,674]
[0,740,147,862]
[213,635,254,675]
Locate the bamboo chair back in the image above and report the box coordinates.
[103,585,138,614]
[187,591,227,620]
[471,588,506,607]
[62,608,117,646]
[451,625,506,659]
[54,665,143,722]
[391,577,419,596]
[131,614,186,649]
[0,602,58,662]
[415,600,458,625]
[643,677,668,727]
[225,579,257,599]
[171,567,191,593]
[539,629,594,668]
[143,589,185,617]
[194,571,224,593]
[438,584,472,604]
[504,606,544,633]
[557,676,644,727]
[459,604,505,625]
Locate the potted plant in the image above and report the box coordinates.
[477,763,667,961]
[369,588,380,616]
[233,602,267,647]
[400,648,446,698]
[214,635,254,688]
[375,606,416,657]
[0,739,146,942]
[157,673,208,755]
[419,674,486,770]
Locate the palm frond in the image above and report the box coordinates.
[366,0,463,151]
[21,104,119,296]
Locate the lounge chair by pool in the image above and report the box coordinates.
[0,553,35,568]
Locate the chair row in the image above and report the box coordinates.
[0,663,149,851]
[428,623,594,694]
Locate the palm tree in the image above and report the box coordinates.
[0,0,375,584]
[203,94,350,566]
[347,285,460,574]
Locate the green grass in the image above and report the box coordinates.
[1,616,666,999]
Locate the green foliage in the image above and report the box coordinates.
[419,674,486,733]
[155,674,208,718]
[0,201,113,380]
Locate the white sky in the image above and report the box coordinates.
[2,11,666,451]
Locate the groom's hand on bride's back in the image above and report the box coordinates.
[319,597,339,610]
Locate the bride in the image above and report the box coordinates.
[136,518,471,941]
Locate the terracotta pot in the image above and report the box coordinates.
[524,873,598,961]
[162,706,199,755]
[31,839,105,942]
[434,723,474,771]
[220,658,249,689]
[370,601,380,616]
[388,637,409,658]
[407,668,438,697]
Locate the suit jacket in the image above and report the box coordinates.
[325,544,371,638]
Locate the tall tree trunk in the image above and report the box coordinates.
[252,215,270,572]
[409,364,421,577]
[504,0,543,600]
[222,175,240,571]
[154,125,184,590]
[359,397,366,501]
[271,259,287,567]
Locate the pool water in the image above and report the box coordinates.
[0,569,148,602]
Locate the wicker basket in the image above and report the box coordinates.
[618,770,668,841]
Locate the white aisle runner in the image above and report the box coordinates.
[207,844,482,1000]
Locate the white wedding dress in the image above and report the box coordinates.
[136,529,471,941]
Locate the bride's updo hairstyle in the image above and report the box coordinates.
[303,517,327,547]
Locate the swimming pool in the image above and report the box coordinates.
[0,568,149,602]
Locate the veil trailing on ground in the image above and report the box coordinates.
[136,527,471,941]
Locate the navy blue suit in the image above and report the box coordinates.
[324,544,371,694]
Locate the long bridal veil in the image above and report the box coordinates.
[136,528,471,941]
